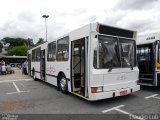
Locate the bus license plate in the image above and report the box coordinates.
[120,90,128,96]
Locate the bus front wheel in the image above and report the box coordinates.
[59,74,68,94]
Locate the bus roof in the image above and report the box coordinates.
[28,22,137,53]
[137,32,160,45]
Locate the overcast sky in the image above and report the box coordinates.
[0,0,160,43]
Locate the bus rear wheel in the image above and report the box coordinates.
[59,74,68,94]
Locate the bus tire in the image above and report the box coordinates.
[59,74,68,94]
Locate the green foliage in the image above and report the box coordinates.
[1,37,31,47]
[8,46,33,56]
[35,38,46,46]
[0,37,46,56]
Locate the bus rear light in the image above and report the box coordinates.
[91,87,97,93]
[91,87,103,93]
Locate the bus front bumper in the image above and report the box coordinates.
[89,85,140,101]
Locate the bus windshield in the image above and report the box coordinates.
[93,35,136,69]
[119,38,135,68]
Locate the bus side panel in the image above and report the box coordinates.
[35,72,40,79]
[45,61,70,85]
[46,75,57,86]
[31,62,40,79]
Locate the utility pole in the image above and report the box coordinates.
[42,15,49,41]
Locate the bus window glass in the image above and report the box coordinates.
[94,36,120,68]
[32,48,40,62]
[36,48,41,62]
[119,39,136,67]
[137,46,151,61]
[57,36,69,61]
[47,41,56,61]
[32,49,35,62]
[145,47,151,61]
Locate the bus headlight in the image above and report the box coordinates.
[91,87,103,93]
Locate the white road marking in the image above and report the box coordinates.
[7,82,29,95]
[145,94,160,100]
[13,82,20,92]
[7,91,29,95]
[0,79,33,83]
[102,105,144,120]
[153,97,160,100]
[102,105,125,113]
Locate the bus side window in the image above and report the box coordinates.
[32,49,35,62]
[56,36,69,61]
[47,41,56,61]
[32,48,40,62]
[36,48,41,62]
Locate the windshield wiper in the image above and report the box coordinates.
[108,67,112,72]
[129,58,134,70]
[108,60,113,72]
[130,65,133,70]
[124,57,133,70]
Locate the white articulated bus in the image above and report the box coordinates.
[137,33,160,86]
[27,23,140,101]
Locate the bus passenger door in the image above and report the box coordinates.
[40,50,46,81]
[27,54,31,75]
[71,38,88,97]
[137,44,155,86]
[156,41,160,86]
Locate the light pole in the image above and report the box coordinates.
[42,15,49,41]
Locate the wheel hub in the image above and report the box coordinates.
[60,78,66,90]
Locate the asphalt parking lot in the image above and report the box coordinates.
[0,79,160,120]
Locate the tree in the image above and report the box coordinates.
[1,37,31,47]
[26,38,34,46]
[35,38,46,46]
[8,46,32,56]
